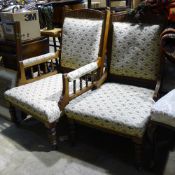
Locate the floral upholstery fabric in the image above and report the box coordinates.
[5,74,87,123]
[65,83,155,137]
[67,61,98,81]
[151,89,175,127]
[22,53,56,66]
[111,22,161,81]
[61,18,103,69]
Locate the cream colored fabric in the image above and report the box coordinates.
[67,61,98,81]
[61,18,102,69]
[5,74,87,123]
[65,83,155,137]
[22,53,56,67]
[151,89,175,127]
[111,22,161,81]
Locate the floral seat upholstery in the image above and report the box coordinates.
[5,74,88,123]
[151,89,175,127]
[5,74,63,123]
[65,83,155,137]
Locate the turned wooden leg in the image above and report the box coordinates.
[133,138,143,170]
[68,118,76,146]
[9,105,20,127]
[46,122,58,150]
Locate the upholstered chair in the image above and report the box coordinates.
[4,9,110,149]
[64,13,164,168]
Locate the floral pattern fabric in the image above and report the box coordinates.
[5,74,87,123]
[151,89,175,127]
[65,83,155,137]
[61,18,103,69]
[67,61,98,81]
[111,22,161,81]
[22,53,56,66]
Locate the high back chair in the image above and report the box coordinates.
[64,12,164,168]
[4,9,111,149]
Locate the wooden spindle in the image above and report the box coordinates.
[86,75,88,87]
[91,72,94,84]
[73,80,76,94]
[51,60,54,72]
[37,64,41,76]
[30,67,34,78]
[44,62,48,73]
[80,77,82,90]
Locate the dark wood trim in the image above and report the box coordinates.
[65,8,105,19]
[45,122,58,150]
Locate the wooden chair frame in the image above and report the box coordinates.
[7,9,111,149]
[65,11,165,168]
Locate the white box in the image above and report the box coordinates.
[0,10,41,41]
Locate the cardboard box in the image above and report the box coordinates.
[0,10,41,41]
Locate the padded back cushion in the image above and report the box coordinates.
[61,18,103,69]
[111,22,161,81]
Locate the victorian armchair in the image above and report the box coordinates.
[64,12,164,168]
[4,9,111,149]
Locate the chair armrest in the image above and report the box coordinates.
[67,61,99,81]
[58,57,104,110]
[21,50,60,68]
[18,50,60,85]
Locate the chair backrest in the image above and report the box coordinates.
[108,13,164,88]
[60,9,106,71]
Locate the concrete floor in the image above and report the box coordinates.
[0,116,175,175]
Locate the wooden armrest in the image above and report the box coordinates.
[18,50,60,85]
[58,57,104,111]
[153,79,161,101]
[21,51,59,68]
[67,58,102,81]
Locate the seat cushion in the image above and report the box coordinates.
[61,18,102,69]
[5,74,63,123]
[111,22,161,81]
[65,83,155,138]
[5,74,87,123]
[151,89,175,127]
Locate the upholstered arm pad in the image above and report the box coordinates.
[151,89,175,127]
[67,61,99,81]
[21,50,60,68]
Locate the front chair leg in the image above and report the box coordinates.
[46,122,58,150]
[146,123,158,169]
[68,118,76,146]
[9,105,20,127]
[133,138,143,170]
